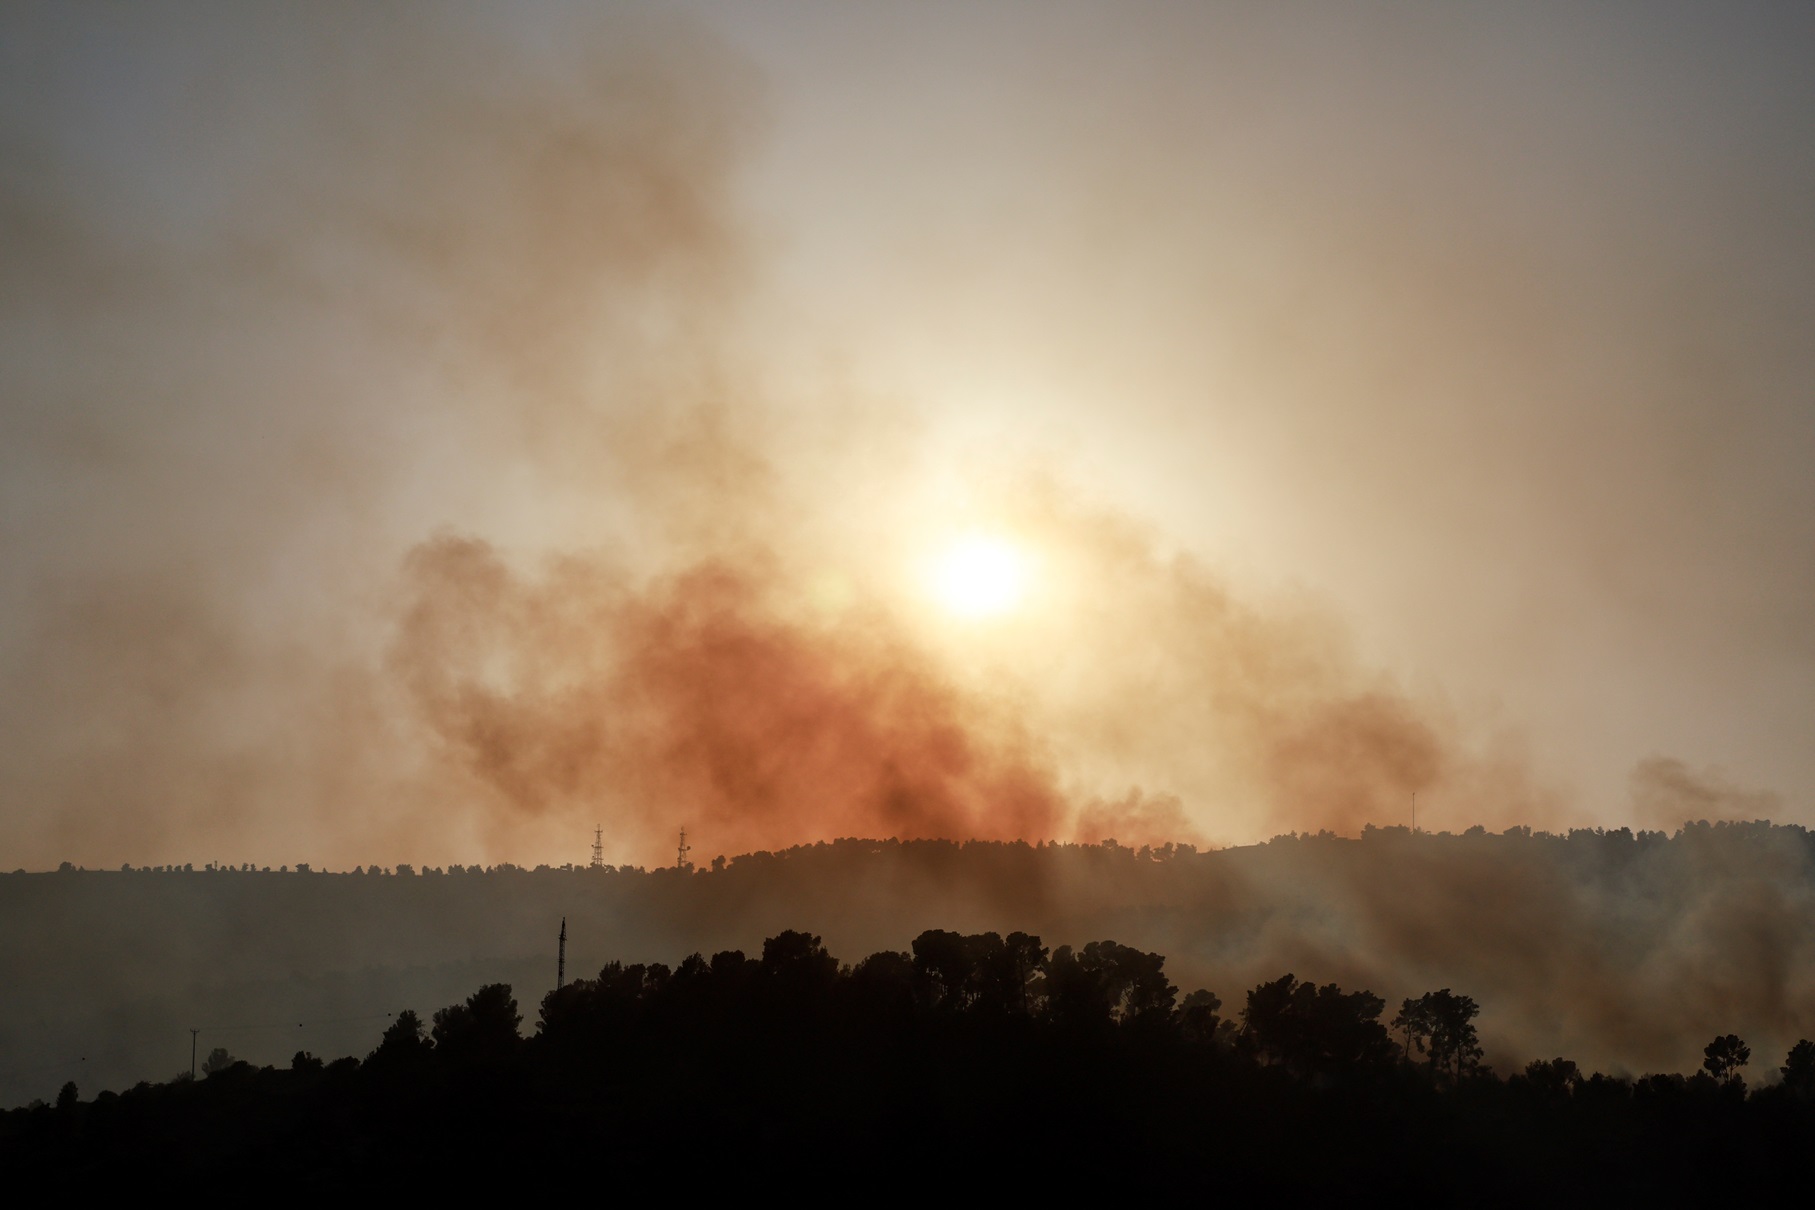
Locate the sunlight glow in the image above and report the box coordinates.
[931,533,1028,618]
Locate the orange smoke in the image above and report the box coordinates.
[0,5,1582,870]
[388,484,1540,859]
[393,537,1064,855]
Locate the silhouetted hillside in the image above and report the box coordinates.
[4,822,1811,1107]
[5,927,1811,1199]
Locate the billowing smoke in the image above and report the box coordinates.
[391,536,1065,852]
[0,5,1786,870]
[382,446,1563,854]
[0,6,769,867]
[0,4,1550,866]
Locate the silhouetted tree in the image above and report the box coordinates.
[597,961,669,1002]
[672,952,711,984]
[1781,1040,1815,1098]
[909,929,1047,1015]
[1178,989,1225,1046]
[432,983,522,1062]
[1522,1058,1579,1098]
[1242,975,1395,1077]
[55,1081,77,1110]
[1702,1034,1750,1087]
[1004,932,1047,1016]
[710,949,756,979]
[1242,974,1303,1066]
[761,930,838,993]
[1042,945,1109,1033]
[533,958,666,1040]
[1635,1072,1691,1100]
[847,949,917,1015]
[291,1051,324,1073]
[383,1009,429,1050]
[1041,941,1176,1034]
[967,932,1025,1015]
[536,976,598,1039]
[912,929,979,1009]
[368,1009,433,1068]
[1104,942,1177,1026]
[1394,990,1483,1082]
[201,1046,236,1077]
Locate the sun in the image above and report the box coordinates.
[931,532,1029,619]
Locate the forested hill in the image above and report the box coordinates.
[6,927,1813,1198]
[4,821,1812,1106]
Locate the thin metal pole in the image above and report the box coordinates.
[189,1028,199,1079]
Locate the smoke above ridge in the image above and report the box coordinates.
[1,4,1801,870]
[386,441,1569,855]
[0,6,772,867]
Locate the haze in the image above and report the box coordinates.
[2,2,1810,870]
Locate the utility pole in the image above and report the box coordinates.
[557,917,567,990]
[189,1028,200,1079]
[677,827,691,871]
[590,826,603,869]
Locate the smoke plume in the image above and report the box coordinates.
[391,537,1066,853]
[1630,756,1783,830]
[0,4,1772,868]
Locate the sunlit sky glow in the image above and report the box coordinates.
[1,2,1810,867]
[930,533,1029,620]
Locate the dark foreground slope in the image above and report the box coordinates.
[4,822,1812,1106]
[6,929,1813,1201]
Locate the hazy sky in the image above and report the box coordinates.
[2,2,1810,868]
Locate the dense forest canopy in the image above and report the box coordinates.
[7,924,1812,1197]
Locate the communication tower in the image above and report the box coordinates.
[590,826,603,869]
[677,827,692,871]
[557,917,567,990]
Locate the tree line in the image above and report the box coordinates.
[6,928,1812,1198]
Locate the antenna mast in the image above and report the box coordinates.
[557,917,567,990]
[677,827,691,871]
[590,826,603,869]
[1412,791,1417,836]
